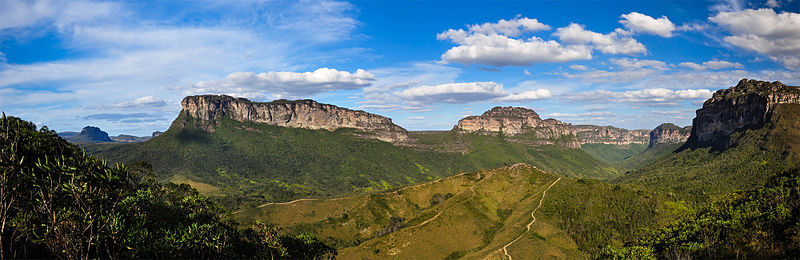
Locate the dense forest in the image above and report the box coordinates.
[0,114,335,259]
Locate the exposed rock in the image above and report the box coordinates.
[574,125,650,145]
[67,126,114,143]
[178,95,409,143]
[649,123,691,147]
[152,131,164,137]
[456,106,580,148]
[688,78,800,148]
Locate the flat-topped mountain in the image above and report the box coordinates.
[178,95,409,143]
[688,78,800,149]
[66,126,114,143]
[456,106,580,148]
[574,125,650,145]
[649,123,691,148]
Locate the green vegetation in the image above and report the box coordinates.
[0,114,335,259]
[85,115,620,209]
[603,168,800,259]
[580,143,648,164]
[240,164,675,259]
[615,104,800,198]
[615,143,682,170]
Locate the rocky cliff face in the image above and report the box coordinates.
[574,125,650,145]
[178,95,409,143]
[649,123,691,147]
[688,78,800,148]
[456,106,580,148]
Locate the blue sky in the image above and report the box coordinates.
[1,0,799,135]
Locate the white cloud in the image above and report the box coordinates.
[553,23,646,55]
[563,88,713,107]
[437,18,593,66]
[619,12,676,37]
[467,17,550,36]
[710,8,800,70]
[181,68,375,99]
[569,65,588,70]
[524,69,532,75]
[0,0,120,30]
[679,60,744,70]
[494,89,552,102]
[558,69,658,83]
[395,81,552,104]
[710,0,745,12]
[767,0,780,7]
[397,82,506,104]
[108,96,167,109]
[610,58,668,70]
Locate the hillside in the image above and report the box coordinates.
[616,79,800,197]
[236,164,675,259]
[87,98,619,209]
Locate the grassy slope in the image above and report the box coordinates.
[615,143,683,171]
[86,116,619,208]
[615,104,800,198]
[239,164,675,259]
[580,143,648,164]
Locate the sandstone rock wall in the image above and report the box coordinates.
[574,125,650,145]
[456,106,581,148]
[179,95,409,143]
[690,79,800,146]
[649,123,691,147]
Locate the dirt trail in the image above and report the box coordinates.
[501,177,561,260]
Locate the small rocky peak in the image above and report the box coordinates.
[649,123,691,147]
[481,106,540,119]
[68,126,113,143]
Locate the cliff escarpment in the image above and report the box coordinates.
[574,125,650,145]
[177,95,409,143]
[649,123,691,148]
[456,106,581,148]
[687,79,800,149]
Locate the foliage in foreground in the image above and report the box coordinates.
[602,168,800,259]
[0,114,335,259]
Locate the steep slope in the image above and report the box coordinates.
[237,164,674,259]
[614,123,691,170]
[87,98,620,209]
[616,79,800,196]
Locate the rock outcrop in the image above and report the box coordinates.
[178,95,409,143]
[649,123,691,147]
[67,126,114,143]
[456,106,580,148]
[688,78,800,148]
[111,134,152,143]
[574,125,650,145]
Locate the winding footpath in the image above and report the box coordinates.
[501,177,561,260]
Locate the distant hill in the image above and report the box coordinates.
[65,126,114,143]
[616,79,800,197]
[85,96,620,209]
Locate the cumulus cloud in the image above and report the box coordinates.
[553,23,646,55]
[563,88,713,107]
[710,8,800,70]
[437,18,593,66]
[610,58,668,70]
[619,12,676,37]
[181,68,375,99]
[494,89,552,102]
[106,96,167,109]
[570,65,588,70]
[679,60,744,70]
[395,81,551,104]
